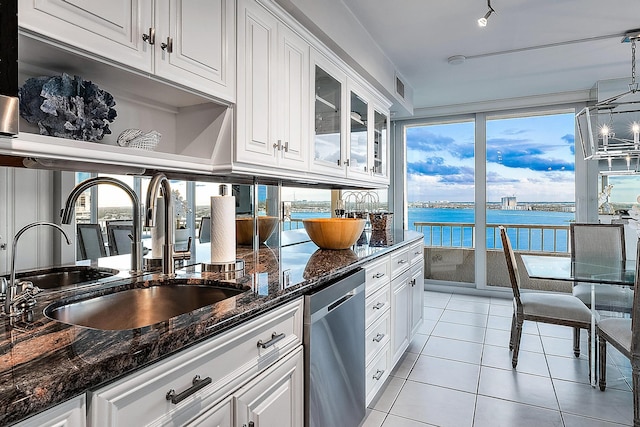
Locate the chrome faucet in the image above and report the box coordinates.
[61,177,143,274]
[145,172,175,276]
[4,222,71,317]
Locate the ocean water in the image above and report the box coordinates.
[408,207,574,251]
[289,208,574,252]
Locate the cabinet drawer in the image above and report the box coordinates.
[365,342,390,406]
[409,241,424,265]
[89,298,303,427]
[390,247,410,278]
[365,255,390,296]
[365,310,390,365]
[365,284,390,327]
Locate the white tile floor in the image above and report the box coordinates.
[361,290,634,427]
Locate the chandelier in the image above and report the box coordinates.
[577,29,640,172]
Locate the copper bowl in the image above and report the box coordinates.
[302,218,366,250]
[236,216,279,246]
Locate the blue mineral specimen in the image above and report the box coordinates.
[18,73,117,142]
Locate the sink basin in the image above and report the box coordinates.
[44,282,244,330]
[12,266,119,289]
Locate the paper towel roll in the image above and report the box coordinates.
[151,197,165,258]
[210,195,236,263]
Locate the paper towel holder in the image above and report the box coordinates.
[201,259,245,273]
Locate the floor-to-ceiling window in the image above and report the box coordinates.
[404,108,576,290]
[406,119,476,285]
[485,111,575,290]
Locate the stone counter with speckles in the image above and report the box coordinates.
[0,230,423,425]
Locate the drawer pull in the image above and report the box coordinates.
[257,331,285,349]
[397,259,408,265]
[243,422,255,427]
[414,251,422,256]
[373,272,385,279]
[166,375,212,404]
[373,333,385,343]
[410,278,416,287]
[373,369,385,380]
[373,302,385,310]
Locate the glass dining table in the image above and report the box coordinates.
[521,254,636,387]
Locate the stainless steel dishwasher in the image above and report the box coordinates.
[304,269,366,427]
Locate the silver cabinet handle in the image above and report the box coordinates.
[410,278,416,287]
[373,369,385,380]
[284,141,289,152]
[373,333,385,342]
[414,250,422,256]
[373,272,385,279]
[243,422,255,427]
[373,302,385,310]
[161,37,173,53]
[273,140,282,151]
[345,159,350,166]
[142,27,155,45]
[257,332,285,349]
[166,375,211,404]
[397,259,407,265]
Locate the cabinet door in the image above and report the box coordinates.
[184,397,232,427]
[234,346,303,427]
[155,0,235,100]
[277,24,309,170]
[236,0,279,166]
[14,395,85,427]
[410,262,425,337]
[390,270,411,364]
[372,108,389,181]
[310,49,347,177]
[19,1,152,72]
[347,83,370,179]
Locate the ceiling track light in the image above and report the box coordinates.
[478,0,496,27]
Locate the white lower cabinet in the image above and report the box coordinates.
[390,269,411,365]
[14,394,86,427]
[87,298,303,427]
[234,346,304,427]
[410,260,425,337]
[184,398,233,427]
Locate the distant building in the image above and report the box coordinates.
[501,196,517,210]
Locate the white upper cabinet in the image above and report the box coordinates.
[277,24,309,170]
[19,0,235,101]
[19,1,152,71]
[372,107,390,182]
[310,49,347,177]
[154,0,235,100]
[347,80,370,179]
[236,0,308,173]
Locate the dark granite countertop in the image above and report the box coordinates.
[0,229,423,425]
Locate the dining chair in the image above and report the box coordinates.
[570,223,633,313]
[107,223,134,256]
[77,223,108,260]
[597,239,640,426]
[198,216,211,243]
[499,226,594,368]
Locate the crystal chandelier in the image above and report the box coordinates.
[577,29,640,172]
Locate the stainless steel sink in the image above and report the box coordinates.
[12,266,119,289]
[44,282,245,330]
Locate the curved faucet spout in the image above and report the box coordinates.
[61,177,143,274]
[6,222,71,316]
[145,173,175,276]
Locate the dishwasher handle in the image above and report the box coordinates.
[327,289,356,312]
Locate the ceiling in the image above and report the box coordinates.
[341,0,640,113]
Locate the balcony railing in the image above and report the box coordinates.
[413,222,571,253]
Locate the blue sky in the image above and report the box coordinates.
[406,113,576,203]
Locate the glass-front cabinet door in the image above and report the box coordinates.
[311,49,346,176]
[348,90,369,175]
[372,109,388,179]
